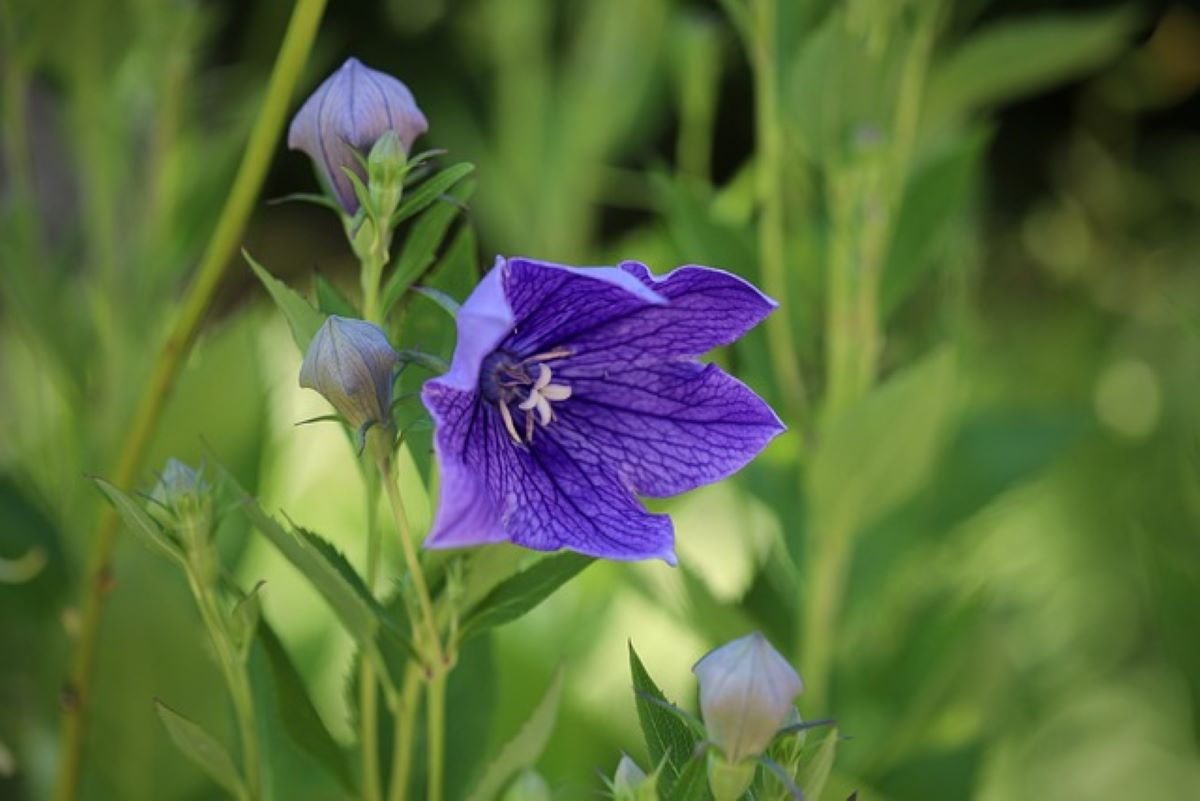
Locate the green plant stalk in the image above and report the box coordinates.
[184,569,262,801]
[360,470,384,801]
[53,2,327,799]
[750,0,808,426]
[386,665,422,801]
[426,670,447,801]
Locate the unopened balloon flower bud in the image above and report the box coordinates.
[501,768,551,801]
[151,459,216,579]
[693,631,802,765]
[299,316,398,438]
[288,57,428,215]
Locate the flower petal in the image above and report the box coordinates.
[439,258,514,392]
[422,379,676,561]
[561,262,778,370]
[553,361,784,497]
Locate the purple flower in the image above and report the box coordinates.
[421,257,784,563]
[300,316,398,434]
[288,57,428,214]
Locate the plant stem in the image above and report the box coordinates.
[387,665,422,801]
[52,3,327,799]
[425,669,447,801]
[749,0,808,426]
[360,469,383,801]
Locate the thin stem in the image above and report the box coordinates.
[749,0,808,426]
[377,456,443,669]
[425,670,447,801]
[386,665,422,801]
[360,470,383,801]
[53,3,327,799]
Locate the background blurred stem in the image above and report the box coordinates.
[359,470,384,801]
[387,666,422,801]
[53,2,327,798]
[749,0,808,426]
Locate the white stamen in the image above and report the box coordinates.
[499,357,573,445]
[498,399,522,445]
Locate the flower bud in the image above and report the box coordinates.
[612,754,658,800]
[299,316,398,437]
[367,130,407,221]
[692,632,803,765]
[288,57,428,215]
[501,769,551,801]
[150,459,217,582]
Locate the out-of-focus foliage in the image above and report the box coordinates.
[2,0,1199,800]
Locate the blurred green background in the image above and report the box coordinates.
[3,0,1200,799]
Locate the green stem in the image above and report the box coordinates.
[425,669,447,801]
[53,3,327,799]
[750,0,808,426]
[360,470,384,801]
[386,665,422,801]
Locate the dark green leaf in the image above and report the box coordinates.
[257,621,355,792]
[266,192,341,211]
[389,162,475,227]
[244,250,325,351]
[154,699,247,800]
[664,751,711,801]
[629,643,698,793]
[458,552,593,643]
[314,273,357,318]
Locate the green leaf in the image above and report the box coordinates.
[389,162,475,227]
[380,177,476,317]
[629,643,698,793]
[92,478,184,566]
[314,273,357,318]
[465,669,563,801]
[808,347,958,540]
[257,621,355,792]
[925,8,1138,127]
[266,192,341,211]
[458,552,593,643]
[664,752,711,801]
[797,727,838,801]
[244,250,325,351]
[154,699,247,800]
[410,285,461,318]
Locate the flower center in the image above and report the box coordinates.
[480,349,572,445]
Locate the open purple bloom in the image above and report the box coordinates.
[288,57,428,214]
[421,257,784,563]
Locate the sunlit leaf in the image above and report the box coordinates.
[244,250,325,351]
[629,643,698,793]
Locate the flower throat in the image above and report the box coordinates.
[479,348,573,445]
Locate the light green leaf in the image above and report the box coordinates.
[629,643,698,794]
[389,162,476,227]
[925,7,1138,127]
[243,249,325,351]
[380,177,476,317]
[154,699,247,800]
[465,669,563,801]
[257,622,355,792]
[458,552,593,643]
[809,348,958,539]
[93,478,184,566]
[314,273,357,318]
[797,727,838,801]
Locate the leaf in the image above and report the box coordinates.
[92,478,184,566]
[925,7,1138,127]
[410,285,461,318]
[458,552,593,643]
[808,347,958,540]
[390,162,476,227]
[314,273,357,318]
[629,643,698,793]
[380,177,476,317]
[465,669,563,801]
[266,192,341,211]
[664,752,711,801]
[244,250,325,351]
[797,727,838,801]
[257,621,355,792]
[154,699,247,800]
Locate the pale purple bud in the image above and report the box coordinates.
[288,57,428,214]
[612,754,657,800]
[692,632,803,764]
[299,316,398,433]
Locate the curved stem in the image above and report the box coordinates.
[52,3,328,799]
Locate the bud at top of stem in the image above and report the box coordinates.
[299,316,398,439]
[692,631,803,765]
[288,57,428,215]
[612,754,657,800]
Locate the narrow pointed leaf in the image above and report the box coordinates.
[665,753,711,801]
[244,250,325,351]
[458,552,593,643]
[797,727,838,801]
[389,161,475,226]
[154,700,247,800]
[629,643,698,793]
[93,478,184,565]
[466,669,563,801]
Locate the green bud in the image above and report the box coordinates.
[612,754,658,801]
[150,459,217,584]
[367,130,408,222]
[705,750,757,801]
[501,768,552,801]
